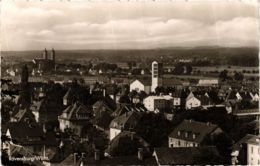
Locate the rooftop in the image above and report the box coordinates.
[245,134,260,146]
[154,146,220,165]
[169,120,220,143]
[109,111,142,130]
[144,95,173,100]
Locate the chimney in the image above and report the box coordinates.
[207,122,210,126]
[131,133,134,140]
[189,119,192,123]
[43,123,46,134]
[94,150,100,161]
[138,148,143,161]
[103,89,106,97]
[74,153,78,164]
[90,88,92,94]
[81,152,86,159]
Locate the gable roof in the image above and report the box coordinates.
[169,120,220,143]
[93,100,113,113]
[93,111,113,130]
[59,102,92,121]
[7,122,44,141]
[130,79,151,86]
[244,134,260,145]
[12,109,32,122]
[106,131,150,156]
[186,92,212,105]
[110,111,142,130]
[112,104,146,117]
[154,146,220,165]
[233,134,260,152]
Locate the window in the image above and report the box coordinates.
[251,146,254,154]
[193,134,196,139]
[185,132,188,138]
[178,131,181,136]
[178,141,181,146]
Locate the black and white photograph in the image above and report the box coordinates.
[1,0,259,165]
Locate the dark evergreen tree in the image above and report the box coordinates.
[19,65,31,108]
[21,65,29,84]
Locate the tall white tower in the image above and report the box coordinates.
[151,61,163,92]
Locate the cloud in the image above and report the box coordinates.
[0,1,258,50]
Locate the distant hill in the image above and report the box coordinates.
[1,46,259,66]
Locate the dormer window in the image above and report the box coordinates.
[185,132,188,138]
[193,134,196,139]
[178,131,181,136]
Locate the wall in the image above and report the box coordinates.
[186,97,201,109]
[168,137,198,148]
[247,144,260,165]
[109,128,121,141]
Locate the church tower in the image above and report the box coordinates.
[50,48,55,63]
[151,61,163,92]
[42,48,48,59]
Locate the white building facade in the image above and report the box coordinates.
[109,127,122,141]
[143,95,173,112]
[186,96,201,109]
[130,80,151,94]
[247,135,260,165]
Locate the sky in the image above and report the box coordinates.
[1,1,259,51]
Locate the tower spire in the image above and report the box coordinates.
[43,48,48,59]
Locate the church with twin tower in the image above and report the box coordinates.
[32,48,56,72]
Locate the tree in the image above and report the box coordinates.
[173,63,192,75]
[186,64,193,74]
[119,95,131,104]
[155,86,165,95]
[21,65,29,84]
[219,70,228,81]
[234,72,244,81]
[136,113,172,147]
[173,63,184,75]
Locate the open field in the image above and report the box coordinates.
[1,46,259,66]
